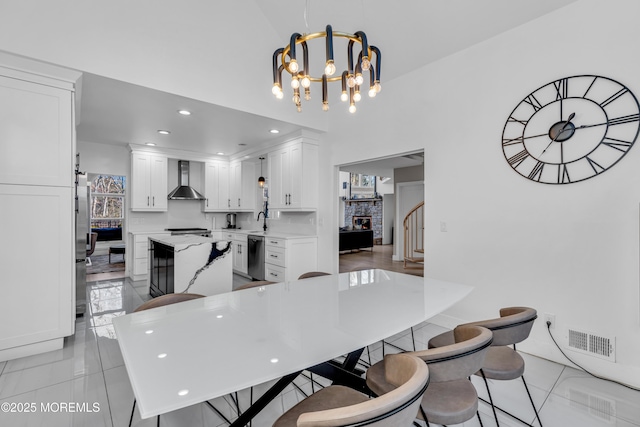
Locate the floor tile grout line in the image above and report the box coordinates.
[0,371,100,402]
[92,296,117,427]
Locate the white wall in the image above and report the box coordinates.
[317,0,640,387]
[0,0,326,133]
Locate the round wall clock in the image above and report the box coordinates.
[502,75,640,184]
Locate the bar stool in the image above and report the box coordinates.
[428,307,541,427]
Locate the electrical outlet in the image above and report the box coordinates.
[544,313,556,329]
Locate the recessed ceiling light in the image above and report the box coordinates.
[217,152,225,155]
[157,353,167,359]
[145,142,156,146]
[158,130,170,135]
[269,129,280,134]
[177,109,191,116]
[178,390,189,396]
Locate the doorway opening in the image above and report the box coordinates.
[337,151,424,275]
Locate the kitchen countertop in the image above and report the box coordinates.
[128,230,172,236]
[148,235,225,248]
[217,229,317,239]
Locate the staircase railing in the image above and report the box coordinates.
[403,201,424,268]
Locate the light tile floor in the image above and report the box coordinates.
[1,276,638,427]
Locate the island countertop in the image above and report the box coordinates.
[148,235,232,296]
[148,235,225,248]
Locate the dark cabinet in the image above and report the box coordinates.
[149,240,175,297]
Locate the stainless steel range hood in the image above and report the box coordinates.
[168,161,206,200]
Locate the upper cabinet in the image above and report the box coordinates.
[268,141,318,210]
[0,74,73,187]
[204,160,255,212]
[202,160,230,211]
[229,160,255,211]
[131,152,168,211]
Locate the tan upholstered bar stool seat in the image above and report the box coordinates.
[298,271,331,280]
[273,353,429,427]
[133,293,205,312]
[273,385,369,427]
[234,280,276,291]
[367,325,493,426]
[427,306,540,427]
[483,346,525,379]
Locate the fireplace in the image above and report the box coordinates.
[352,215,372,230]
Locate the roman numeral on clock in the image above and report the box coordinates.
[586,157,605,174]
[558,164,570,184]
[602,137,633,152]
[528,161,544,181]
[507,150,529,167]
[600,88,629,108]
[608,114,640,126]
[507,116,528,126]
[502,136,524,146]
[555,78,568,100]
[523,94,543,112]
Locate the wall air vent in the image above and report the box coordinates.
[566,327,615,362]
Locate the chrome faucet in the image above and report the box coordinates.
[257,201,268,232]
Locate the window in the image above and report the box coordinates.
[90,174,125,241]
[350,173,377,199]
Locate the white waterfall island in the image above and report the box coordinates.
[148,235,233,297]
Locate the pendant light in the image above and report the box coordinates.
[258,157,265,187]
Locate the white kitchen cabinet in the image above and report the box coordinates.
[229,160,256,211]
[128,232,170,281]
[233,235,249,275]
[267,141,318,210]
[0,74,74,187]
[223,231,249,275]
[0,184,75,360]
[202,160,230,211]
[264,236,318,282]
[0,58,79,362]
[130,152,168,211]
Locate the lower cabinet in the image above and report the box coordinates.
[0,184,74,360]
[264,236,318,282]
[128,232,170,281]
[223,231,249,276]
[232,235,248,275]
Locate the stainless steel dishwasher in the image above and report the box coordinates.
[248,234,265,280]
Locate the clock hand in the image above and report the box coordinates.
[541,112,575,155]
[574,122,607,130]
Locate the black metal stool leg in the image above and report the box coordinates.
[128,399,136,427]
[477,410,484,427]
[419,404,430,427]
[522,376,543,427]
[411,327,416,351]
[480,369,500,427]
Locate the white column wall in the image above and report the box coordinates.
[318,0,640,386]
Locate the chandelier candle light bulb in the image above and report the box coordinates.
[272,24,381,113]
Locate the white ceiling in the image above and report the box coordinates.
[75,0,577,161]
[339,152,424,177]
[77,72,309,155]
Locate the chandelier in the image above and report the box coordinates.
[272,25,381,113]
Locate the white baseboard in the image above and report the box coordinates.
[0,338,64,363]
